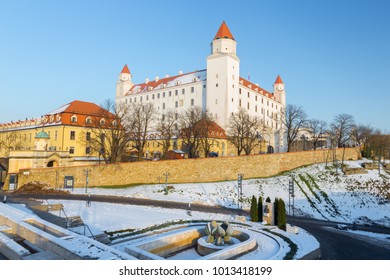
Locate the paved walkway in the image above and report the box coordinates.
[3,192,248,216]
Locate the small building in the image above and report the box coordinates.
[166,150,187,160]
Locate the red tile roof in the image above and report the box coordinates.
[239,77,274,99]
[125,69,206,95]
[214,21,235,40]
[121,64,131,74]
[274,75,284,84]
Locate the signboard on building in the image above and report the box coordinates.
[64,176,74,190]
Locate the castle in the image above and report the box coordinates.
[115,21,287,153]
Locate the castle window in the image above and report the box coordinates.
[140,96,143,102]
[69,146,75,154]
[239,88,242,94]
[163,92,166,98]
[182,88,185,94]
[86,147,91,154]
[179,100,184,107]
[248,92,250,98]
[255,96,258,101]
[162,103,165,109]
[152,94,155,100]
[216,83,218,87]
[239,100,242,107]
[191,99,194,106]
[231,98,234,102]
[146,95,149,101]
[134,97,137,102]
[70,131,76,140]
[71,115,77,122]
[255,105,258,112]
[169,91,172,97]
[175,90,178,96]
[191,87,194,93]
[158,93,160,98]
[175,101,178,108]
[247,103,250,110]
[86,132,91,141]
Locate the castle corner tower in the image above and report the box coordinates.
[116,64,133,98]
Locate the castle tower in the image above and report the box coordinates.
[206,21,240,129]
[273,75,286,106]
[273,75,287,152]
[116,64,133,98]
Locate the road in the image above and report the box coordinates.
[290,216,390,260]
[3,192,390,260]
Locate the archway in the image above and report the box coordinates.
[47,160,58,167]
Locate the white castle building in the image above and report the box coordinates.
[116,22,287,153]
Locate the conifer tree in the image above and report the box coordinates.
[257,196,263,222]
[250,195,258,222]
[274,198,279,226]
[277,199,287,230]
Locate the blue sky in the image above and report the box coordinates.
[1,0,389,131]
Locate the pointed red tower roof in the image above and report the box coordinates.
[121,64,131,74]
[274,75,284,84]
[214,21,235,40]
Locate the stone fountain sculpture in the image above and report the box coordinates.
[204,220,234,246]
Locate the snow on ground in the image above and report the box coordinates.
[46,200,319,260]
[71,159,390,227]
[48,199,234,232]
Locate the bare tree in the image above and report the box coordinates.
[197,111,217,157]
[127,102,156,161]
[282,104,307,152]
[227,108,263,155]
[155,110,178,159]
[82,99,130,164]
[178,106,205,158]
[329,113,355,148]
[352,124,374,147]
[305,119,327,150]
[0,131,25,153]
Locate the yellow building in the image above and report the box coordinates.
[0,100,111,177]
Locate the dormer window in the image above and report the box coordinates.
[112,120,118,126]
[71,115,77,122]
[100,118,106,125]
[85,117,92,124]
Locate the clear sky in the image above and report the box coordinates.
[1,0,389,132]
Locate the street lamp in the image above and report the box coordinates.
[84,169,91,193]
[163,171,170,194]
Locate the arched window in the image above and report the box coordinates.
[100,118,106,125]
[85,117,92,124]
[71,115,77,122]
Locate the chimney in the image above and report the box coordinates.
[145,77,149,84]
[178,70,183,75]
[155,76,159,82]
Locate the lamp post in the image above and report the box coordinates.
[237,173,244,211]
[84,169,91,193]
[163,171,170,194]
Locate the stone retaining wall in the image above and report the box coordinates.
[10,148,360,189]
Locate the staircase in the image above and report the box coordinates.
[28,203,111,244]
